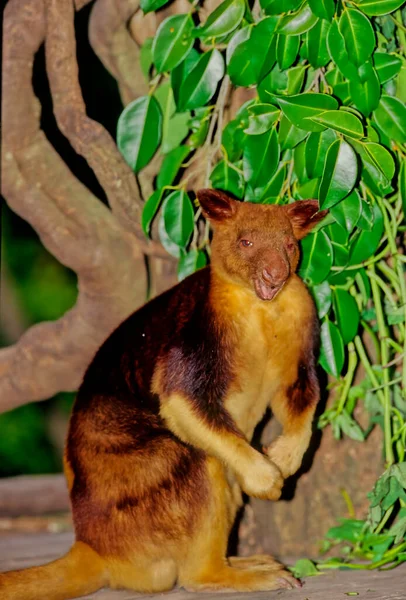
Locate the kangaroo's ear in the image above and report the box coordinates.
[197,189,238,223]
[283,200,328,240]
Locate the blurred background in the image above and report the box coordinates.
[0,4,122,478]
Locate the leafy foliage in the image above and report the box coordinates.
[120,0,406,570]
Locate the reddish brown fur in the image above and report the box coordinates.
[0,191,326,599]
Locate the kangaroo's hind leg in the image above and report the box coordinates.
[107,557,177,593]
[178,458,301,592]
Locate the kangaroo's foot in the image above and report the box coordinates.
[228,554,285,571]
[182,562,301,592]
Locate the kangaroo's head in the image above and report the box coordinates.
[197,189,328,301]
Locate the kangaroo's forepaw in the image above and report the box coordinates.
[264,435,307,479]
[238,454,283,501]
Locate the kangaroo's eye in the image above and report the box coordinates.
[240,239,253,248]
[286,240,296,253]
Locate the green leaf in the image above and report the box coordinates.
[277,93,338,132]
[189,107,211,149]
[330,190,362,233]
[305,129,336,179]
[258,64,288,98]
[287,65,306,94]
[349,63,381,116]
[221,101,254,161]
[327,519,365,542]
[249,17,280,81]
[312,280,332,319]
[226,27,255,87]
[140,38,154,80]
[363,141,395,182]
[245,164,287,203]
[261,0,302,14]
[197,0,245,38]
[319,319,344,376]
[290,558,320,578]
[158,213,181,258]
[227,19,279,87]
[178,249,207,281]
[333,288,360,343]
[349,202,384,264]
[178,50,224,111]
[388,509,406,545]
[308,0,335,21]
[336,412,365,441]
[156,146,190,189]
[154,82,190,154]
[309,110,364,139]
[354,140,396,195]
[327,19,360,81]
[251,17,280,77]
[373,95,406,144]
[381,476,406,510]
[276,34,300,70]
[279,115,308,149]
[400,161,406,217]
[357,0,406,17]
[277,3,319,35]
[296,177,321,200]
[243,127,279,188]
[140,0,170,13]
[319,140,358,210]
[299,230,333,284]
[171,49,200,108]
[339,8,375,68]
[162,190,194,248]
[210,160,245,199]
[397,65,406,103]
[305,19,331,68]
[374,52,402,84]
[357,199,374,231]
[244,104,280,135]
[142,190,162,237]
[152,14,195,73]
[294,140,310,184]
[117,95,162,173]
[392,463,406,489]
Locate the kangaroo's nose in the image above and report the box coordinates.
[262,265,288,286]
[262,268,275,285]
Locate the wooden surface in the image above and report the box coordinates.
[0,531,405,599]
[0,474,69,517]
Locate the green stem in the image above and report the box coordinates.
[369,265,394,466]
[375,505,395,535]
[337,342,358,413]
[386,338,403,354]
[377,261,402,299]
[369,377,402,392]
[361,320,381,364]
[330,244,392,271]
[354,336,385,405]
[368,271,397,307]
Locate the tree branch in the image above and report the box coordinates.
[89,0,149,105]
[0,0,149,411]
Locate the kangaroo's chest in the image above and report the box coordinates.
[224,286,308,438]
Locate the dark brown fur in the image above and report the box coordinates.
[0,191,327,599]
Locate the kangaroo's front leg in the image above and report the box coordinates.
[160,393,283,500]
[265,357,319,479]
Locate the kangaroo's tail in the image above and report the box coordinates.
[0,541,108,600]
